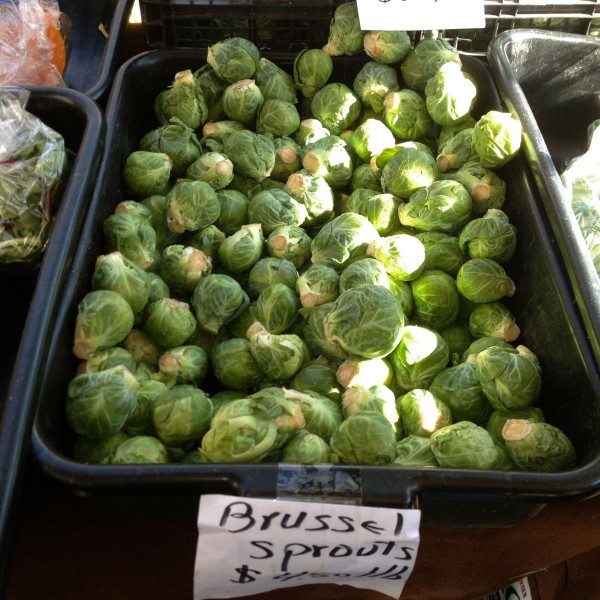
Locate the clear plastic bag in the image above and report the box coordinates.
[0,0,69,87]
[0,91,66,264]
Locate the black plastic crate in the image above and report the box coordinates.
[31,49,600,528]
[0,90,104,583]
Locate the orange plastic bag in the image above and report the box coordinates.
[0,0,69,86]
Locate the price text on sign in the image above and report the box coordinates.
[193,495,421,600]
[356,0,485,31]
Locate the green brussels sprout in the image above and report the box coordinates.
[112,436,170,464]
[350,119,395,163]
[103,213,157,271]
[188,224,226,259]
[351,165,382,192]
[266,226,311,269]
[159,245,211,296]
[476,345,542,410]
[424,62,477,127]
[301,303,348,361]
[192,273,249,334]
[281,430,334,464]
[388,278,412,317]
[430,421,498,469]
[381,149,438,199]
[347,189,401,236]
[186,152,234,191]
[415,232,465,277]
[294,118,331,147]
[217,223,264,273]
[270,137,302,182]
[206,37,260,84]
[323,285,404,359]
[134,361,156,382]
[456,258,516,303]
[141,195,180,251]
[152,385,213,447]
[193,64,228,121]
[78,347,137,376]
[227,302,257,338]
[459,209,517,264]
[224,130,275,182]
[222,78,264,124]
[202,120,246,143]
[400,33,461,92]
[247,322,309,381]
[114,200,154,223]
[290,359,343,403]
[437,115,477,150]
[301,135,353,190]
[142,298,196,348]
[366,234,426,281]
[140,118,202,178]
[73,291,134,360]
[92,253,150,315]
[323,1,364,57]
[440,322,473,363]
[211,390,246,413]
[491,443,515,470]
[436,129,477,173]
[473,111,522,168]
[295,264,339,308]
[181,449,211,463]
[339,257,390,292]
[66,366,138,439]
[285,170,335,227]
[212,190,248,236]
[342,384,399,431]
[255,58,297,104]
[247,256,299,298]
[412,270,460,331]
[352,62,400,114]
[186,322,230,353]
[398,388,452,437]
[256,99,301,137]
[212,338,264,391]
[487,406,545,445]
[122,329,160,365]
[123,379,166,436]
[330,412,396,465]
[364,30,411,65]
[248,189,307,234]
[165,179,220,234]
[283,388,342,440]
[372,141,435,173]
[74,431,130,464]
[256,283,299,334]
[383,90,435,141]
[394,435,437,467]
[154,70,207,131]
[154,345,208,387]
[502,420,576,472]
[311,83,361,135]
[461,336,514,363]
[390,325,449,391]
[293,49,333,98]
[469,302,520,342]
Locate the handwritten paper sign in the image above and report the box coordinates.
[194,495,421,600]
[357,0,486,32]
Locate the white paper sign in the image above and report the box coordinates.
[482,578,532,600]
[357,0,486,32]
[194,495,421,600]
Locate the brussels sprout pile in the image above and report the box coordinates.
[66,20,575,472]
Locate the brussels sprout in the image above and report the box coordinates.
[439,322,473,362]
[311,83,361,135]
[103,213,157,271]
[330,412,396,464]
[456,258,516,303]
[293,49,333,98]
[430,421,498,469]
[212,190,248,236]
[165,179,220,234]
[294,264,338,308]
[211,390,246,413]
[400,33,461,92]
[74,432,130,464]
[469,302,520,342]
[339,257,390,292]
[140,119,203,178]
[349,119,395,163]
[388,278,413,317]
[73,291,134,360]
[222,79,264,124]
[227,302,257,338]
[415,232,465,278]
[285,170,335,227]
[390,325,449,391]
[491,443,515,470]
[246,322,309,381]
[323,285,404,359]
[502,420,576,472]
[91,253,150,315]
[364,31,411,65]
[152,385,212,447]
[142,298,196,348]
[459,209,517,264]
[473,111,522,168]
[294,119,331,147]
[284,388,342,439]
[436,129,476,172]
[247,256,299,298]
[394,435,437,467]
[290,359,343,403]
[281,430,334,464]
[122,329,160,366]
[351,165,382,192]
[301,135,353,190]
[256,99,301,137]
[186,152,234,191]
[255,283,299,334]
[217,223,264,273]
[410,268,460,329]
[373,141,435,173]
[194,64,228,121]
[248,189,307,234]
[154,345,208,387]
[255,58,297,104]
[192,274,249,334]
[425,62,477,127]
[347,189,401,236]
[206,37,260,83]
[123,151,172,201]
[397,388,452,437]
[476,345,542,410]
[78,347,137,376]
[342,384,398,429]
[301,302,348,361]
[114,200,154,223]
[188,225,226,260]
[381,149,438,198]
[135,361,156,382]
[112,436,170,464]
[156,69,207,126]
[66,366,138,439]
[461,336,514,363]
[140,195,180,250]
[437,116,477,151]
[352,62,400,114]
[323,2,364,57]
[366,234,426,281]
[269,137,302,183]
[123,379,167,436]
[224,130,275,182]
[202,120,246,143]
[383,90,435,141]
[486,406,545,445]
[158,245,211,296]
[212,338,264,391]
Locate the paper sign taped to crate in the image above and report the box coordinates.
[482,577,532,600]
[357,0,485,32]
[194,494,421,600]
